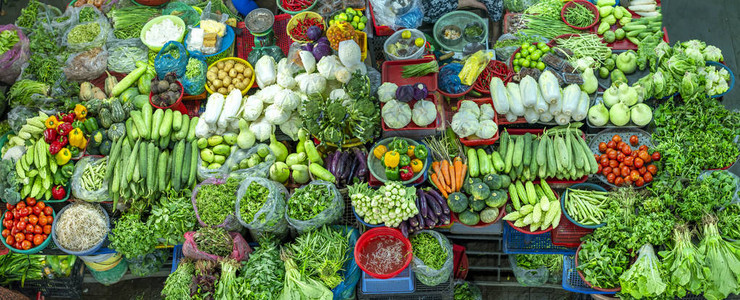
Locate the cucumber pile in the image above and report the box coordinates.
[503,180,563,231]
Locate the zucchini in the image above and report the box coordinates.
[167,149,174,190]
[139,140,148,179]
[537,136,548,166]
[173,141,185,191]
[182,142,192,185]
[477,149,490,176]
[500,130,509,158]
[522,133,532,167]
[512,135,524,168]
[172,111,183,132]
[146,143,157,193]
[467,148,479,178]
[491,151,505,172]
[131,111,148,140]
[157,150,169,192]
[529,140,539,178]
[126,118,139,141]
[111,63,147,96]
[188,140,198,187]
[151,109,163,141]
[509,184,521,210]
[504,136,515,173]
[187,117,199,142]
[160,132,170,150]
[175,115,190,141]
[546,137,556,177]
[160,109,173,139]
[141,102,153,138]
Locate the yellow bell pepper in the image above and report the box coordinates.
[55,148,71,165]
[373,145,387,160]
[74,104,88,120]
[407,145,415,158]
[45,116,60,129]
[68,128,87,149]
[384,151,400,168]
[410,159,423,173]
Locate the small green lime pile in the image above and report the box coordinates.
[511,42,551,73]
[329,8,368,31]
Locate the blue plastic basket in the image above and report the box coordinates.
[706,61,735,98]
[361,268,415,294]
[562,255,616,294]
[502,222,576,255]
[561,183,608,229]
[171,244,183,274]
[353,206,385,229]
[184,25,235,66]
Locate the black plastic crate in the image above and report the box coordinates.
[369,35,390,71]
[357,273,454,300]
[16,259,85,299]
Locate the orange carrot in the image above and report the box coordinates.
[454,157,464,190]
[448,167,456,193]
[432,161,447,187]
[441,160,452,187]
[458,164,467,192]
[431,173,449,198]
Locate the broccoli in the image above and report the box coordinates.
[0,160,21,205]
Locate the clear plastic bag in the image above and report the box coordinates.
[181,52,207,96]
[453,280,483,300]
[162,2,201,27]
[0,25,30,85]
[504,0,539,12]
[44,6,77,37]
[127,249,169,277]
[509,255,549,287]
[699,169,740,204]
[286,180,344,235]
[410,230,453,286]
[7,106,39,134]
[71,156,109,202]
[191,177,244,231]
[155,41,189,79]
[182,231,252,261]
[494,33,549,60]
[224,145,275,179]
[248,46,286,69]
[64,46,109,82]
[106,37,148,74]
[197,154,228,182]
[235,177,289,240]
[369,0,424,30]
[63,19,110,53]
[198,1,228,55]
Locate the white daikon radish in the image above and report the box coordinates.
[549,93,564,115]
[506,82,525,116]
[554,113,570,125]
[573,91,590,121]
[490,77,510,114]
[561,84,581,116]
[524,108,539,124]
[534,87,549,114]
[540,111,554,123]
[539,71,561,104]
[505,112,518,123]
[519,76,538,108]
[629,0,656,5]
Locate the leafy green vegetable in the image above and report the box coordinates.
[659,224,707,298]
[0,30,19,55]
[107,6,160,40]
[719,203,740,240]
[0,160,21,205]
[7,79,49,106]
[454,282,480,300]
[577,239,629,289]
[149,190,197,245]
[699,214,740,300]
[238,181,270,224]
[162,259,194,300]
[185,58,204,79]
[515,254,563,278]
[411,232,448,270]
[25,56,65,86]
[238,240,286,299]
[279,254,333,300]
[196,178,240,226]
[618,244,667,299]
[78,6,97,23]
[287,183,335,221]
[16,0,40,28]
[109,213,158,259]
[287,226,350,289]
[194,226,233,258]
[215,259,241,299]
[67,22,101,45]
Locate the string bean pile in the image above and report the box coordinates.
[564,2,595,28]
[554,34,612,63]
[563,188,609,226]
[521,14,580,39]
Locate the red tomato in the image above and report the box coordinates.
[25,233,33,242]
[21,240,31,250]
[613,168,622,177]
[615,177,625,186]
[643,172,653,183]
[647,164,658,175]
[617,142,627,150]
[11,210,18,220]
[599,142,607,152]
[639,167,647,175]
[3,219,12,229]
[634,158,644,169]
[619,162,626,169]
[4,211,12,220]
[38,214,47,226]
[638,145,649,152]
[46,216,53,224]
[28,215,38,225]
[624,156,634,167]
[608,160,618,168]
[43,225,51,235]
[621,166,631,177]
[617,153,625,162]
[14,242,22,249]
[32,206,41,216]
[25,224,33,233]
[43,207,52,216]
[607,149,617,160]
[635,178,645,187]
[10,227,18,236]
[25,198,36,207]
[630,150,639,157]
[603,167,613,176]
[15,221,25,231]
[607,173,616,183]
[600,157,609,167]
[598,165,603,173]
[5,203,14,211]
[630,170,641,181]
[5,235,14,246]
[32,234,44,246]
[35,202,45,210]
[607,140,617,149]
[1,229,8,238]
[638,151,651,163]
[16,202,25,210]
[624,176,633,186]
[612,135,622,143]
[629,135,639,146]
[651,152,661,161]
[14,233,24,242]
[33,225,42,235]
[621,145,632,155]
[19,208,30,217]
[599,154,608,161]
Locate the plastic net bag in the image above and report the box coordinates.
[225,145,275,179]
[64,46,109,82]
[510,255,549,287]
[0,25,30,85]
[181,53,207,96]
[454,280,483,300]
[368,0,424,30]
[162,2,201,27]
[106,37,148,74]
[235,177,289,240]
[192,177,244,231]
[504,0,539,12]
[127,249,169,277]
[182,231,252,261]
[7,106,38,134]
[286,180,344,235]
[71,156,109,202]
[155,41,189,79]
[332,225,361,300]
[410,230,453,286]
[63,18,110,53]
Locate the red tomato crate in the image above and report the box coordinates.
[550,214,593,248]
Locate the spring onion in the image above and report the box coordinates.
[521,14,580,39]
[402,60,439,78]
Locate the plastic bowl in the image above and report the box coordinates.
[706,61,735,98]
[367,137,431,185]
[286,11,325,43]
[352,207,384,229]
[561,183,608,229]
[354,227,413,279]
[184,25,236,65]
[384,29,426,61]
[150,80,186,115]
[561,0,599,30]
[575,245,622,293]
[276,0,318,15]
[52,202,110,256]
[204,57,255,96]
[0,204,56,254]
[140,15,187,52]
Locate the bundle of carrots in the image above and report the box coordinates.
[425,136,466,198]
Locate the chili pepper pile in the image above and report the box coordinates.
[473,60,514,93]
[282,0,314,11]
[289,17,324,41]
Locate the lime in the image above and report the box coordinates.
[522,60,531,68]
[538,43,548,49]
[514,66,521,72]
[515,53,522,59]
[521,49,529,57]
[353,16,360,22]
[361,16,368,23]
[357,23,365,30]
[402,30,411,39]
[528,46,536,53]
[351,22,358,29]
[536,61,545,70]
[346,8,354,14]
[339,13,348,21]
[513,59,520,66]
[530,53,540,61]
[521,43,530,49]
[534,50,543,57]
[334,15,341,20]
[414,37,424,47]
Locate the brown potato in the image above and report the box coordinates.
[216,61,225,69]
[228,68,238,78]
[244,68,253,78]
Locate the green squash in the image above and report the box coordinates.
[448,192,469,213]
[470,199,486,212]
[463,177,481,195]
[459,209,480,226]
[499,174,512,188]
[483,174,502,190]
[99,140,113,155]
[133,95,150,110]
[480,207,500,223]
[485,189,508,208]
[470,182,491,201]
[120,87,139,103]
[89,130,106,148]
[98,108,113,128]
[107,123,126,141]
[110,99,126,123]
[86,145,100,155]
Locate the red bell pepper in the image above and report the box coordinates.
[43,128,57,144]
[51,185,66,200]
[57,122,74,136]
[400,166,414,181]
[49,138,67,155]
[57,136,69,148]
[59,112,75,123]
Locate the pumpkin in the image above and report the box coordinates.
[110,99,126,123]
[480,207,500,223]
[458,209,480,226]
[470,183,491,201]
[447,192,469,213]
[483,174,502,190]
[499,174,512,188]
[98,108,113,128]
[470,199,486,212]
[485,189,508,208]
[107,123,126,141]
[99,140,112,155]
[326,21,356,50]
[463,177,480,195]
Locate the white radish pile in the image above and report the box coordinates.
[628,0,659,18]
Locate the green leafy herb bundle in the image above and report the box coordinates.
[718,203,740,240]
[410,232,448,270]
[109,213,158,259]
[287,183,335,221]
[149,190,197,245]
[162,259,195,300]
[238,240,285,299]
[515,254,563,277]
[196,178,240,226]
[659,224,707,298]
[576,239,629,289]
[287,226,350,289]
[618,244,668,299]
[238,181,270,224]
[194,226,233,258]
[699,214,740,300]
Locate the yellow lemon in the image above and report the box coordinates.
[414,37,424,47]
[401,30,411,39]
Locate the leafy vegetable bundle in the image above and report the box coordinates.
[196,178,240,226]
[286,226,350,289]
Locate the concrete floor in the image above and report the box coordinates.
[2,0,739,299]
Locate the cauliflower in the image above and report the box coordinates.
[381,100,411,129]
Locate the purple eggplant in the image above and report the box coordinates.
[352,148,368,179]
[408,225,415,235]
[340,152,352,181]
[399,221,409,237]
[331,151,344,177]
[427,190,451,215]
[417,214,425,229]
[427,212,439,224]
[418,190,429,217]
[427,195,443,216]
[348,157,358,183]
[425,216,437,228]
[326,151,338,174]
[439,214,451,225]
[409,216,419,227]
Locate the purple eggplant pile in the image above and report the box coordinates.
[399,189,451,237]
[325,148,368,188]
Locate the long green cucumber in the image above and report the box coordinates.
[139,139,148,179]
[146,143,157,193]
[158,151,169,192]
[187,117,199,142]
[181,142,191,185]
[151,109,163,141]
[188,140,198,187]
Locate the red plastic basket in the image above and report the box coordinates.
[235,15,292,87]
[354,227,413,279]
[473,60,513,94]
[150,81,187,115]
[551,214,593,248]
[451,205,505,228]
[457,98,500,146]
[381,93,441,132]
[561,0,599,30]
[575,245,622,292]
[368,2,395,36]
[381,56,439,91]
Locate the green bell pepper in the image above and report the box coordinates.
[414,144,428,160]
[61,163,75,178]
[389,139,409,153]
[399,154,411,167]
[84,117,99,133]
[72,120,84,130]
[385,167,400,181]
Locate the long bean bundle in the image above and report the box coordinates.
[564,2,596,27]
[563,188,609,225]
[554,34,612,64]
[107,6,159,40]
[521,14,580,39]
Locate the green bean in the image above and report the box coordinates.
[564,2,595,28]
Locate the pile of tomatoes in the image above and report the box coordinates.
[2,198,54,251]
[595,134,661,187]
